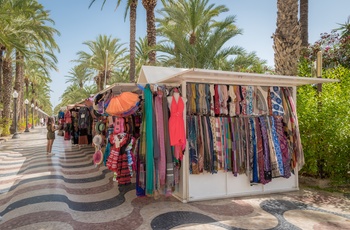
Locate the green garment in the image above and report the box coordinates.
[145,84,154,195]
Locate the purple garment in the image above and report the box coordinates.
[155,91,166,186]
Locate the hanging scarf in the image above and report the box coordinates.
[255,86,269,115]
[155,90,166,186]
[270,86,285,116]
[188,115,198,174]
[228,85,236,116]
[197,115,204,172]
[274,116,291,178]
[162,91,174,195]
[144,84,154,195]
[259,116,272,182]
[249,117,259,183]
[284,87,305,170]
[267,116,284,177]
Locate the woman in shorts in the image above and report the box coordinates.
[46,117,57,155]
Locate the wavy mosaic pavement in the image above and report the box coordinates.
[0,127,350,230]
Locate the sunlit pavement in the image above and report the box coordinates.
[0,127,349,230]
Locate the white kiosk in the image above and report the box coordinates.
[138,65,337,203]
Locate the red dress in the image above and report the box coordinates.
[168,95,186,157]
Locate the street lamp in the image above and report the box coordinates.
[12,90,19,139]
[24,99,30,132]
[35,106,38,126]
[31,103,34,129]
[104,49,108,89]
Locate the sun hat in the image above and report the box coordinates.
[98,122,105,132]
[95,121,106,134]
[92,134,102,146]
[93,149,103,165]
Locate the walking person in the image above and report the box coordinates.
[46,117,57,155]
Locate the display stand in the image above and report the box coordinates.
[138,65,338,203]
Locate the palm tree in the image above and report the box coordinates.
[300,0,309,48]
[13,0,59,122]
[0,0,59,134]
[157,0,243,69]
[89,0,138,82]
[57,84,97,110]
[135,36,153,74]
[76,34,127,91]
[220,51,270,73]
[142,0,157,64]
[273,0,301,76]
[30,67,52,107]
[335,16,350,38]
[65,64,93,89]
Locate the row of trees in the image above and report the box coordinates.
[55,0,269,113]
[0,0,59,135]
[0,0,307,134]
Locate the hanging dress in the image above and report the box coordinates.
[168,94,186,159]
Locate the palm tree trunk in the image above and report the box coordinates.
[14,53,24,122]
[129,0,137,82]
[2,59,13,122]
[0,47,4,106]
[300,0,309,48]
[142,0,157,64]
[273,0,301,76]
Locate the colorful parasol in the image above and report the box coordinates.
[106,92,140,116]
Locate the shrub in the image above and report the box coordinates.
[0,117,12,136]
[298,65,350,185]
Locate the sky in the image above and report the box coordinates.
[38,0,350,110]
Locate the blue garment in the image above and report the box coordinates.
[249,117,259,183]
[103,142,111,166]
[270,116,284,176]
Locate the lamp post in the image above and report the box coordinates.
[24,99,30,132]
[35,106,38,127]
[31,103,34,129]
[104,49,108,89]
[12,90,19,139]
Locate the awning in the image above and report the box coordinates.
[137,66,339,87]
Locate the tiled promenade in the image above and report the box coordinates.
[0,127,349,230]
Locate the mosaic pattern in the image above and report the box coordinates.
[0,128,349,230]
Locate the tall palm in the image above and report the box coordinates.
[76,34,127,91]
[65,64,93,89]
[157,0,243,69]
[89,0,138,82]
[142,0,157,64]
[135,36,153,74]
[300,0,309,48]
[273,0,301,76]
[0,0,59,133]
[14,0,59,122]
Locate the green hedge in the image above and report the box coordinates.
[297,65,350,184]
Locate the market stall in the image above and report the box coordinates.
[137,65,338,203]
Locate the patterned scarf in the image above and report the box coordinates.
[258,116,272,183]
[270,86,285,116]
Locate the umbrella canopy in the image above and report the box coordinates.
[106,92,140,116]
